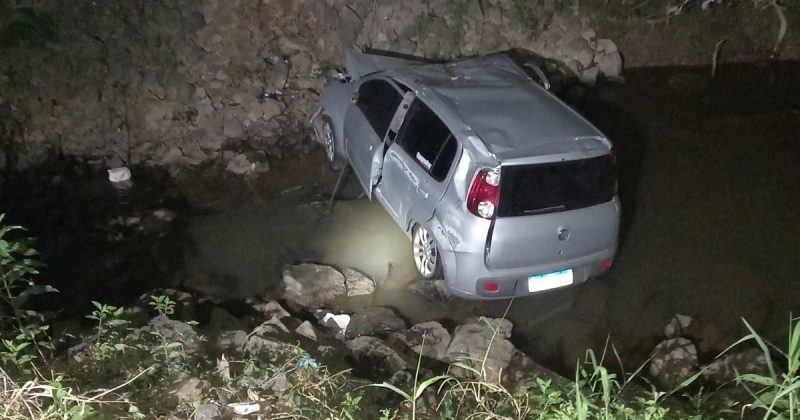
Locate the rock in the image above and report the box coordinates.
[208,307,246,332]
[594,39,623,79]
[346,336,408,379]
[225,152,270,175]
[147,315,198,346]
[664,314,694,339]
[395,321,451,360]
[649,338,699,390]
[244,335,295,356]
[281,264,346,310]
[663,314,728,355]
[171,376,208,404]
[443,317,516,383]
[271,372,290,393]
[295,321,318,342]
[249,299,291,320]
[343,268,376,296]
[406,280,449,302]
[503,349,568,390]
[253,316,290,335]
[345,307,406,339]
[579,66,599,85]
[194,403,222,420]
[703,348,769,386]
[215,330,247,353]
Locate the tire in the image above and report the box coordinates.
[412,224,443,280]
[321,116,344,169]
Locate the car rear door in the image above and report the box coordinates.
[343,78,403,196]
[486,154,619,269]
[376,98,460,229]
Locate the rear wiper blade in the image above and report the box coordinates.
[521,205,566,215]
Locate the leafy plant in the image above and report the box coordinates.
[148,295,176,317]
[85,301,130,359]
[1,338,35,373]
[0,214,56,371]
[339,392,363,420]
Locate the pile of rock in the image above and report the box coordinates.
[272,263,561,388]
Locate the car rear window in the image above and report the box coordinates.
[497,155,615,217]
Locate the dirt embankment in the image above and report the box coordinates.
[0,0,625,175]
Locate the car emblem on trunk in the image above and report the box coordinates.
[558,228,570,241]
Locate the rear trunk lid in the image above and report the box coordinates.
[485,154,618,269]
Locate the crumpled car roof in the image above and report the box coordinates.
[382,54,606,161]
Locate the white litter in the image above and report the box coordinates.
[107,167,131,183]
[322,312,350,337]
[228,402,260,415]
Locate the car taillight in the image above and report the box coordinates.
[467,167,500,219]
[483,282,499,293]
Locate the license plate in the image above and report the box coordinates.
[528,269,573,292]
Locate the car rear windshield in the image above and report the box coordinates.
[497,155,615,217]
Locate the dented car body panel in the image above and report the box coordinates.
[314,51,620,299]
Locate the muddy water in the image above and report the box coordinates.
[2,62,798,371]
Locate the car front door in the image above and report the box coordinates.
[375,98,460,229]
[343,78,403,197]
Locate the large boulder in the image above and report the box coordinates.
[443,317,516,384]
[649,338,699,390]
[281,264,346,310]
[345,307,406,339]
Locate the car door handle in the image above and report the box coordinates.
[416,185,428,198]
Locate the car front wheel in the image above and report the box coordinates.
[412,225,443,280]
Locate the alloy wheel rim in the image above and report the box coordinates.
[413,226,437,277]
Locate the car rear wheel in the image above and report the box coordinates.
[322,117,336,164]
[412,225,443,280]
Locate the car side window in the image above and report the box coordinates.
[356,79,403,139]
[397,99,458,182]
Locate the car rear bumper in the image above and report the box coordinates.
[441,247,616,300]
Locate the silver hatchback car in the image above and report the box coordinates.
[312,51,620,299]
